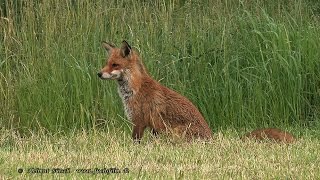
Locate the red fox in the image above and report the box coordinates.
[97,40,212,142]
[241,128,295,143]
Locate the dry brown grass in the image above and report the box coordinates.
[1,129,320,179]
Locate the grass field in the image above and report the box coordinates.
[1,0,320,178]
[1,129,320,179]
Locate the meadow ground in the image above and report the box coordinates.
[1,128,320,179]
[1,0,320,179]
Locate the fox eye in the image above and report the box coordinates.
[111,63,119,68]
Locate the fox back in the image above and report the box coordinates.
[98,41,212,142]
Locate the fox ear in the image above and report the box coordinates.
[120,40,131,58]
[102,41,115,53]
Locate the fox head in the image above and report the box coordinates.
[98,40,134,80]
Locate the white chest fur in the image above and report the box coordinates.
[117,78,133,120]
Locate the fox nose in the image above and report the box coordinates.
[97,72,102,78]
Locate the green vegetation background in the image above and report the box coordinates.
[1,0,320,135]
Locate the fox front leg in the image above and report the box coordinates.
[132,125,146,143]
[151,128,159,137]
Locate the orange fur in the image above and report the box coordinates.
[98,41,212,142]
[242,128,295,143]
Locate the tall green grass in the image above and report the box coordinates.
[1,0,320,134]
